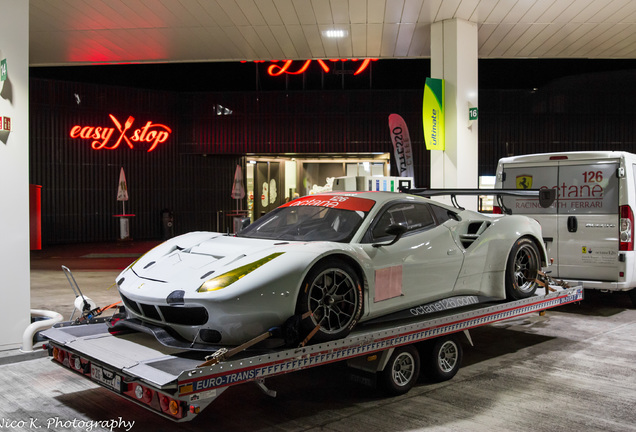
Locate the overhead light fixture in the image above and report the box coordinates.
[322,29,347,38]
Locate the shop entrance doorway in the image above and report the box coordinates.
[253,161,283,219]
[246,154,390,221]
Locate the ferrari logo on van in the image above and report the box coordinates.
[516,175,533,189]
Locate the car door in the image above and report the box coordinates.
[360,201,464,317]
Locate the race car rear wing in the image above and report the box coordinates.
[404,188,556,213]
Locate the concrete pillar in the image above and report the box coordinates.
[0,0,31,350]
[430,19,479,209]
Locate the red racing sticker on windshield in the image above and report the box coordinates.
[281,195,375,212]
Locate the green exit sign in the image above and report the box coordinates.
[469,107,478,121]
[0,59,6,82]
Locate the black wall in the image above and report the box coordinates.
[30,79,245,244]
[30,69,636,245]
[30,80,428,245]
[479,70,636,175]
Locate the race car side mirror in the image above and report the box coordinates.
[373,223,408,248]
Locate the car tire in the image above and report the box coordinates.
[296,258,363,343]
[505,237,540,300]
[378,345,420,396]
[422,335,463,383]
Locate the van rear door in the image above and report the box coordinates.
[501,158,620,281]
[556,160,619,281]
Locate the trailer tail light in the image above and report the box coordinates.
[492,206,503,214]
[53,347,68,365]
[123,384,186,419]
[620,205,633,251]
[69,354,91,375]
[134,384,154,404]
[160,395,183,417]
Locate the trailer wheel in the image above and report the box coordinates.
[505,238,540,300]
[297,258,363,342]
[378,345,421,396]
[423,335,463,383]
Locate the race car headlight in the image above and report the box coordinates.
[197,252,285,292]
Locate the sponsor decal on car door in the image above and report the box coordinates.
[364,226,463,315]
[362,201,463,315]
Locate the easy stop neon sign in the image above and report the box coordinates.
[70,114,172,152]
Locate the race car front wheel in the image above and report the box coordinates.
[505,237,540,300]
[297,258,363,342]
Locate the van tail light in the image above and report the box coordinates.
[492,206,503,214]
[620,205,633,251]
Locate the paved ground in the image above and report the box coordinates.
[29,240,161,272]
[0,242,634,432]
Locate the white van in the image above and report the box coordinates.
[495,151,636,305]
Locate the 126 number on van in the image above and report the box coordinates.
[583,171,603,183]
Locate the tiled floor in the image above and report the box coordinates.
[0,242,633,431]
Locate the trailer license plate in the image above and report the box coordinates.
[91,365,122,392]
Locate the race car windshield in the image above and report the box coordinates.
[237,206,367,242]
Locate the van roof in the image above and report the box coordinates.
[498,151,636,164]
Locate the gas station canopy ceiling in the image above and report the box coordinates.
[30,0,636,67]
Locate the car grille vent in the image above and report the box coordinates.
[459,221,491,249]
[119,293,141,315]
[140,303,162,321]
[119,293,208,326]
[159,305,209,326]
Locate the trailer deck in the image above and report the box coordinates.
[43,285,583,422]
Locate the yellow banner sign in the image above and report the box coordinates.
[422,78,445,151]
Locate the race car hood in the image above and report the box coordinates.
[128,232,294,282]
[117,231,334,301]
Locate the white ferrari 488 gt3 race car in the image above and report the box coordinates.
[115,191,548,347]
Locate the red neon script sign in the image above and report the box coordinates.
[69,114,172,152]
[248,58,377,76]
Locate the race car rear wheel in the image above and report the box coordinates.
[297,258,363,342]
[506,238,540,300]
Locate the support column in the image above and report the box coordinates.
[430,19,479,209]
[0,0,31,350]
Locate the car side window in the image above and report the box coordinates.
[429,204,457,224]
[369,202,435,241]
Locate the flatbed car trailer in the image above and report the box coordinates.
[42,285,583,422]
